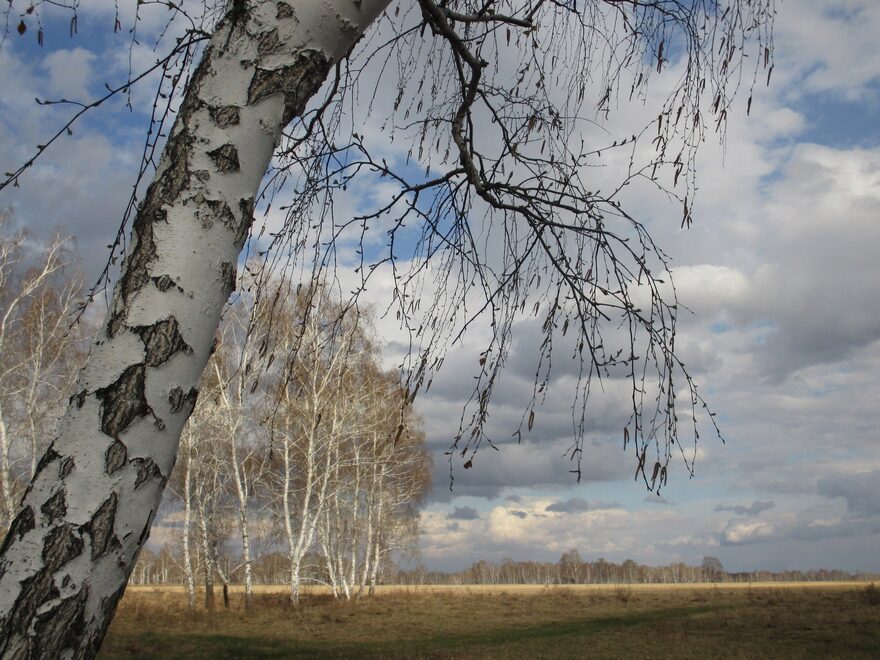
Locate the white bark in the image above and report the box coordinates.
[181,427,196,610]
[209,347,256,609]
[196,496,216,610]
[0,2,391,657]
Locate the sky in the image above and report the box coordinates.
[1,0,879,575]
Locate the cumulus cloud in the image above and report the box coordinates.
[42,48,96,101]
[721,520,776,546]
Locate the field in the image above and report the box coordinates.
[99,583,880,659]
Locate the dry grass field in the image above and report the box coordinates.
[99,582,880,659]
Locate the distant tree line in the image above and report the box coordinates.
[391,552,879,585]
[131,546,879,590]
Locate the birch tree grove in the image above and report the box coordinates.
[170,281,430,606]
[0,0,773,656]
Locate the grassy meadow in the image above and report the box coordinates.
[99,582,880,659]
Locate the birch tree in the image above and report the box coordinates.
[0,0,773,656]
[318,367,429,599]
[267,288,368,604]
[0,2,391,657]
[201,300,267,610]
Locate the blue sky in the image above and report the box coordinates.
[1,0,879,575]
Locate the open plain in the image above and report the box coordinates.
[99,582,880,659]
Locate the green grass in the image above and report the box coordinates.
[98,583,880,659]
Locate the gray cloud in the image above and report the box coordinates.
[788,518,880,542]
[715,500,776,516]
[509,510,528,519]
[448,506,480,521]
[818,471,880,516]
[428,437,630,502]
[545,498,619,514]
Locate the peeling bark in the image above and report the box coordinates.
[134,317,192,367]
[0,1,392,657]
[88,494,118,560]
[94,365,152,440]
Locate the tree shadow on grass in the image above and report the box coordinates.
[99,605,720,659]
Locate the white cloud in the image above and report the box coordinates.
[42,48,96,101]
[721,520,776,546]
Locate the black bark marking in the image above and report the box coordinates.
[159,131,195,200]
[89,493,118,560]
[152,274,183,293]
[109,206,164,337]
[40,489,67,522]
[59,456,75,479]
[220,261,237,295]
[138,508,155,546]
[134,316,192,367]
[257,28,281,56]
[208,104,240,128]
[207,144,240,173]
[43,524,84,568]
[276,2,294,19]
[95,364,151,439]
[33,445,60,481]
[133,458,163,490]
[237,197,255,245]
[104,439,127,475]
[248,50,331,125]
[2,506,34,547]
[70,389,87,408]
[32,586,87,659]
[194,169,211,182]
[198,198,237,234]
[169,386,199,414]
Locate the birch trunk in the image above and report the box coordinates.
[0,416,13,525]
[366,490,384,596]
[0,2,390,657]
[182,429,196,610]
[215,358,254,611]
[230,450,253,609]
[280,421,299,604]
[197,498,215,610]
